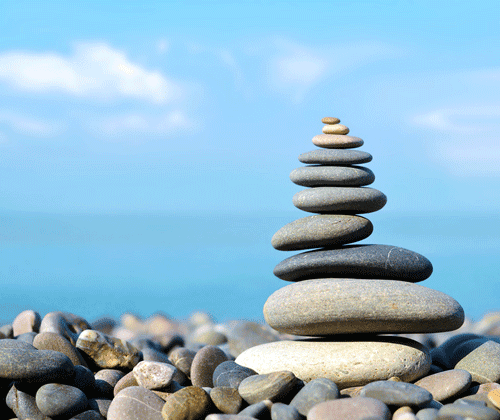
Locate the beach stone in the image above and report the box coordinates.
[36,383,88,417]
[0,338,36,350]
[449,338,495,367]
[133,361,177,390]
[322,124,349,134]
[393,406,417,420]
[414,369,471,402]
[438,403,500,420]
[293,186,386,214]
[471,382,500,394]
[235,337,430,389]
[238,371,299,404]
[12,310,41,336]
[239,399,273,418]
[213,361,257,388]
[226,321,281,357]
[433,334,481,369]
[40,312,91,346]
[76,329,141,370]
[33,332,88,367]
[308,397,391,420]
[416,408,439,420]
[298,149,372,165]
[0,323,13,338]
[312,134,363,149]
[272,214,373,251]
[0,348,74,383]
[161,386,211,420]
[70,409,105,419]
[108,386,164,420]
[210,386,243,414]
[6,383,50,420]
[321,117,341,124]
[360,381,432,407]
[88,397,111,417]
[455,341,500,383]
[189,324,227,346]
[72,365,95,394]
[113,371,138,396]
[206,416,258,420]
[273,244,433,282]
[290,165,374,187]
[169,347,197,378]
[289,377,339,415]
[16,331,37,344]
[271,402,302,420]
[191,345,229,388]
[263,279,463,335]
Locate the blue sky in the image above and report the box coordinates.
[0,1,499,321]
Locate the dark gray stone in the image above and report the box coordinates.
[271,402,302,420]
[213,361,257,389]
[88,398,111,417]
[289,377,339,415]
[33,332,88,367]
[69,410,105,419]
[210,386,243,414]
[239,400,272,419]
[0,338,36,350]
[36,383,88,417]
[72,365,95,395]
[107,386,164,420]
[191,345,228,388]
[360,380,432,407]
[438,403,500,420]
[238,371,299,404]
[6,383,50,420]
[293,187,386,214]
[273,244,433,282]
[298,149,372,165]
[290,165,374,187]
[16,332,37,344]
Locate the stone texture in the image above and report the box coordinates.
[191,345,228,388]
[239,400,273,418]
[73,365,96,395]
[113,371,138,396]
[161,386,211,420]
[271,402,302,420]
[271,214,373,251]
[455,340,500,383]
[322,124,349,134]
[312,134,363,149]
[290,165,374,187]
[6,383,50,420]
[307,397,391,420]
[107,386,164,420]
[321,117,340,124]
[12,310,41,336]
[360,381,432,407]
[289,377,339,415]
[40,312,91,346]
[235,337,431,389]
[273,244,433,282]
[210,386,243,414]
[76,329,141,370]
[213,361,257,389]
[33,332,88,367]
[226,321,280,357]
[293,186,386,213]
[263,279,464,335]
[36,383,88,417]
[298,149,372,165]
[238,371,299,404]
[414,369,471,402]
[169,348,197,379]
[133,361,178,390]
[88,397,111,418]
[438,402,500,420]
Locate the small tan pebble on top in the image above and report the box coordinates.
[323,124,349,135]
[321,117,340,124]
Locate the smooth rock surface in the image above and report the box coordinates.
[293,186,386,213]
[33,332,88,367]
[289,377,339,415]
[273,244,433,282]
[238,371,299,404]
[308,397,391,420]
[264,279,464,335]
[414,369,471,402]
[169,347,197,378]
[13,310,41,336]
[36,383,88,417]
[322,124,349,134]
[272,214,373,251]
[312,134,363,149]
[271,402,302,420]
[191,345,228,388]
[298,149,372,165]
[6,383,50,420]
[438,402,500,420]
[107,386,164,420]
[235,337,431,389]
[227,321,280,357]
[360,381,432,407]
[455,340,500,383]
[213,361,257,389]
[290,165,374,187]
[321,117,340,124]
[40,312,91,346]
[133,361,177,390]
[210,387,243,414]
[161,386,211,420]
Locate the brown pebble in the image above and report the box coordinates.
[322,124,349,135]
[114,371,139,396]
[321,117,340,124]
[161,386,211,420]
[33,332,88,367]
[191,345,228,388]
[210,387,243,414]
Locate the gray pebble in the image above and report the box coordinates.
[213,361,257,389]
[438,403,500,420]
[132,361,177,390]
[169,347,197,378]
[298,149,372,165]
[416,408,439,420]
[33,332,88,367]
[210,386,243,414]
[271,402,302,420]
[6,383,50,420]
[290,377,339,415]
[307,397,391,420]
[455,340,500,383]
[360,381,432,407]
[227,321,280,358]
[36,383,88,417]
[107,386,164,420]
[40,312,91,346]
[414,369,471,402]
[191,345,228,387]
[239,399,273,418]
[238,371,299,404]
[290,165,375,187]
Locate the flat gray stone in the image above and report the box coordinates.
[455,341,500,383]
[213,361,257,389]
[360,381,432,407]
[107,386,164,420]
[312,134,364,149]
[289,377,339,415]
[273,244,433,282]
[299,149,372,165]
[238,371,299,404]
[307,397,391,420]
[272,215,373,251]
[290,165,375,187]
[36,383,88,417]
[235,337,431,389]
[271,402,302,420]
[264,279,464,335]
[293,187,387,213]
[414,369,472,402]
[438,402,500,420]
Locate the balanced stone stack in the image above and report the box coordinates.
[236,117,466,389]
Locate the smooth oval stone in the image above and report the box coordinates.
[33,332,88,367]
[235,337,431,389]
[16,331,37,344]
[414,370,472,402]
[226,321,280,358]
[169,348,197,378]
[76,329,141,370]
[393,406,416,420]
[36,383,88,417]
[239,400,273,418]
[238,371,299,404]
[273,244,433,282]
[312,134,363,149]
[322,117,340,124]
[70,409,105,419]
[434,334,481,369]
[293,187,386,213]
[161,386,211,420]
[299,149,372,165]
[73,365,95,395]
[40,312,91,346]
[308,397,391,420]
[455,341,500,383]
[450,338,496,367]
[290,165,374,187]
[95,369,125,388]
[0,338,36,350]
[206,416,258,420]
[210,387,243,414]
[0,348,74,382]
[191,345,228,388]
[272,215,373,251]
[113,371,138,396]
[6,383,50,420]
[438,403,500,420]
[360,381,432,407]
[133,361,177,390]
[13,310,41,336]
[213,361,257,389]
[416,407,439,420]
[264,279,463,335]
[289,377,339,415]
[108,386,164,420]
[88,398,111,418]
[322,124,349,134]
[271,402,302,420]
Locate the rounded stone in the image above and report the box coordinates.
[293,187,387,214]
[73,365,95,395]
[273,244,433,282]
[238,371,299,404]
[308,397,391,420]
[322,124,349,134]
[289,377,339,415]
[191,345,228,388]
[169,348,197,378]
[321,117,340,124]
[114,371,138,396]
[271,402,302,420]
[161,386,211,420]
[226,321,280,358]
[133,361,178,390]
[360,381,432,407]
[272,215,373,251]
[36,383,88,417]
[40,312,91,346]
[210,387,243,414]
[107,386,164,420]
[312,134,364,149]
[235,337,431,389]
[414,369,472,402]
[438,403,500,420]
[264,279,464,335]
[455,341,500,383]
[416,407,439,420]
[298,149,372,165]
[12,310,41,336]
[213,361,257,389]
[290,165,375,187]
[6,383,47,420]
[33,332,88,367]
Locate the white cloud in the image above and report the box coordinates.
[0,110,65,137]
[0,42,182,104]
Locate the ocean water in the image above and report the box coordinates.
[0,210,499,325]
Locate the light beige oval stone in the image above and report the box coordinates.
[321,117,340,124]
[312,134,363,149]
[235,337,431,390]
[322,124,349,134]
